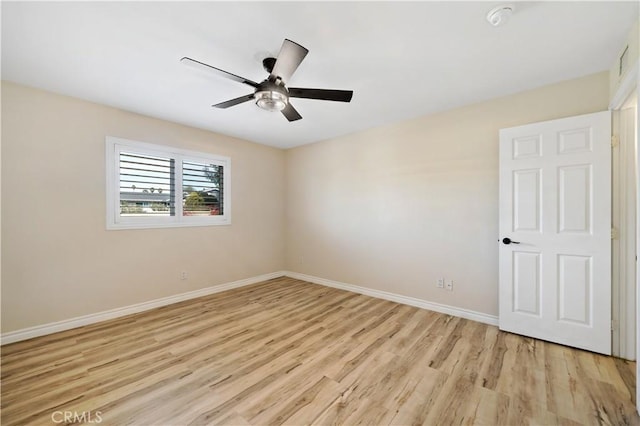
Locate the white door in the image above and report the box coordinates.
[499,111,611,355]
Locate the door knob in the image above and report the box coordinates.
[502,237,520,245]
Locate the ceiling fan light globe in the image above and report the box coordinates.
[255,90,288,112]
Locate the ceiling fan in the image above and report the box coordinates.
[181,39,353,122]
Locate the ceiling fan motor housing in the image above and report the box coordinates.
[254,81,289,112]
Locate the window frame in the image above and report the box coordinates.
[106,136,231,230]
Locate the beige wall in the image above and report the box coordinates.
[1,82,285,332]
[1,71,611,333]
[285,72,610,317]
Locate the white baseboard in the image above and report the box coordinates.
[284,271,499,327]
[2,270,498,345]
[1,271,287,345]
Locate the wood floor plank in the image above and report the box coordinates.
[1,277,638,425]
[383,366,450,425]
[464,385,511,426]
[250,375,342,425]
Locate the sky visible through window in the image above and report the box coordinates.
[119,152,172,194]
[119,153,221,194]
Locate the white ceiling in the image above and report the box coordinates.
[2,1,638,149]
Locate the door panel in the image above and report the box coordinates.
[557,254,591,324]
[558,165,591,233]
[558,127,592,154]
[513,169,542,232]
[512,251,541,315]
[499,111,611,355]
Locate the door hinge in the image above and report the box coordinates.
[611,320,618,331]
[611,227,619,239]
[611,135,619,147]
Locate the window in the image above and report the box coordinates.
[106,137,230,229]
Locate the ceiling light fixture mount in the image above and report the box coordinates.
[486,5,514,27]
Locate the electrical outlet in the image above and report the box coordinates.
[446,280,453,291]
[181,271,188,281]
[437,278,445,288]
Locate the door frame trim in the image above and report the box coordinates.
[611,104,637,360]
[608,57,639,415]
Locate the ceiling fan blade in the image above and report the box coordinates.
[281,103,302,122]
[212,93,255,109]
[181,57,260,88]
[270,39,309,83]
[288,88,353,102]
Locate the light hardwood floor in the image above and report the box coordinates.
[1,277,638,425]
